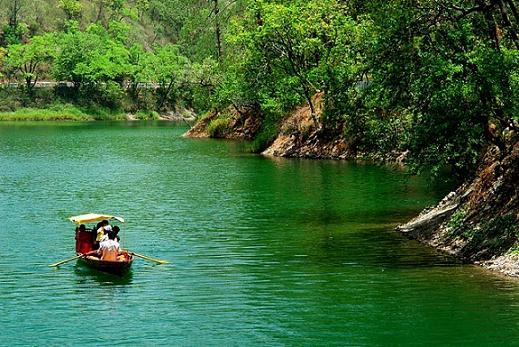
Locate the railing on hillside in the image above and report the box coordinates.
[0,81,161,89]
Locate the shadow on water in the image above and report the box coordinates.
[289,224,463,270]
[73,262,133,286]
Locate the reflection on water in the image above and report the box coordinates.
[1,122,519,346]
[74,263,134,286]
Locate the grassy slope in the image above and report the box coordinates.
[0,104,148,121]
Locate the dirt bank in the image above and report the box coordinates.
[261,94,353,159]
[397,140,519,277]
[183,106,261,140]
[260,95,406,164]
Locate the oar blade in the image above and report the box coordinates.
[49,254,83,267]
[131,252,169,265]
[48,255,82,267]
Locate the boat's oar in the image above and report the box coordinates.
[48,254,83,267]
[130,252,169,264]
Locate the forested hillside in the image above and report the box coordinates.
[1,0,517,169]
[1,0,517,160]
[0,0,245,115]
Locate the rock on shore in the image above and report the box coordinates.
[261,94,355,159]
[397,140,519,277]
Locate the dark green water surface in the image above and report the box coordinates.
[1,122,519,346]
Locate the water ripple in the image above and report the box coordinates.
[1,122,519,346]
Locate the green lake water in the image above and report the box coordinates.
[1,121,519,346]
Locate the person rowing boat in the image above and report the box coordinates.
[84,230,128,262]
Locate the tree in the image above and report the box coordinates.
[51,23,132,107]
[146,44,190,109]
[58,0,82,21]
[225,0,362,125]
[357,0,519,177]
[144,0,245,61]
[187,57,219,110]
[5,33,55,93]
[53,23,131,84]
[0,0,28,46]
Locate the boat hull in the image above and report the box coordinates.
[77,255,133,276]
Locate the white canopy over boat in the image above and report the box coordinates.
[69,213,125,224]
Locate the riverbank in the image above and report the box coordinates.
[397,141,519,277]
[184,102,518,278]
[0,105,197,122]
[184,95,405,162]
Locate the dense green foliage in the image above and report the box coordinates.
[218,0,518,178]
[0,0,517,177]
[0,0,224,112]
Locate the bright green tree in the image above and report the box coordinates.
[224,0,364,123]
[52,23,131,106]
[5,33,55,93]
[58,0,82,21]
[146,44,190,109]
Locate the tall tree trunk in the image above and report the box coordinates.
[497,0,519,49]
[212,0,222,61]
[9,0,22,27]
[476,0,501,49]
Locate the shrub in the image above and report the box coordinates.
[447,208,468,237]
[249,113,281,153]
[461,214,518,259]
[207,117,231,137]
[136,110,160,120]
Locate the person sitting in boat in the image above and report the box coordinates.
[75,224,93,254]
[94,220,112,249]
[84,230,124,261]
[99,225,120,243]
[112,225,121,243]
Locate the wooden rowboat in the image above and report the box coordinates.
[49,213,169,273]
[71,213,132,276]
[77,253,134,276]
